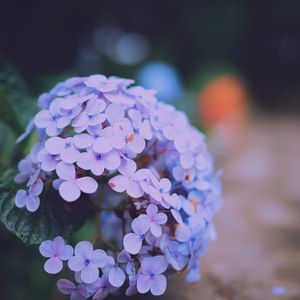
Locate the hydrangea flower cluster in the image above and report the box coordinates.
[14,75,222,299]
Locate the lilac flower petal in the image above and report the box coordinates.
[132,214,150,235]
[176,224,191,242]
[154,212,168,224]
[56,162,76,180]
[87,125,102,137]
[148,186,162,202]
[39,240,55,257]
[127,134,145,153]
[76,177,98,194]
[68,256,85,272]
[16,119,35,143]
[89,113,106,126]
[108,175,127,193]
[26,195,40,212]
[123,233,142,255]
[59,180,81,202]
[93,137,113,153]
[110,133,126,149]
[195,180,210,190]
[93,288,109,300]
[38,150,57,172]
[180,152,194,169]
[106,104,124,125]
[28,169,40,186]
[30,178,43,196]
[128,109,142,127]
[53,240,71,262]
[72,112,89,128]
[141,256,168,274]
[77,152,92,171]
[46,122,61,136]
[56,116,71,129]
[34,110,51,128]
[108,267,125,287]
[70,289,88,300]
[126,180,143,198]
[85,74,106,89]
[73,134,94,149]
[75,241,93,256]
[125,276,138,296]
[44,257,63,274]
[132,168,150,181]
[118,158,136,177]
[140,120,152,140]
[57,279,76,294]
[45,137,64,155]
[150,223,162,237]
[87,98,106,114]
[102,150,121,171]
[185,265,200,283]
[117,249,130,264]
[60,97,80,110]
[74,124,87,134]
[137,274,151,294]
[90,249,107,268]
[146,203,158,217]
[81,264,99,284]
[15,190,27,208]
[53,178,63,190]
[61,146,80,164]
[58,244,73,261]
[160,178,171,192]
[150,274,167,295]
[91,162,105,176]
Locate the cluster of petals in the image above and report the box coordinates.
[13,74,222,299]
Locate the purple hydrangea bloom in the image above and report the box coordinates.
[14,74,222,299]
[137,256,168,296]
[146,204,167,237]
[77,149,120,176]
[147,177,174,207]
[92,273,116,300]
[39,236,73,274]
[45,136,80,164]
[104,256,126,288]
[37,148,60,172]
[165,240,190,271]
[14,156,35,184]
[108,159,146,198]
[68,241,108,284]
[126,109,152,153]
[34,98,65,136]
[117,249,135,275]
[72,97,106,132]
[123,214,150,254]
[57,279,90,300]
[14,178,43,212]
[56,162,98,202]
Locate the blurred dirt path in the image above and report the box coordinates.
[162,117,300,300]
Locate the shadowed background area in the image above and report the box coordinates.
[0,0,300,299]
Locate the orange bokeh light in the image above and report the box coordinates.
[198,74,248,129]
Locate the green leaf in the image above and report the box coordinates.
[0,169,92,245]
[0,89,23,135]
[0,58,37,135]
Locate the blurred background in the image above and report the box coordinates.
[0,0,300,299]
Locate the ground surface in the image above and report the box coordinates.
[160,117,300,300]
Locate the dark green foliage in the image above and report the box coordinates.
[0,58,36,135]
[0,169,92,245]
